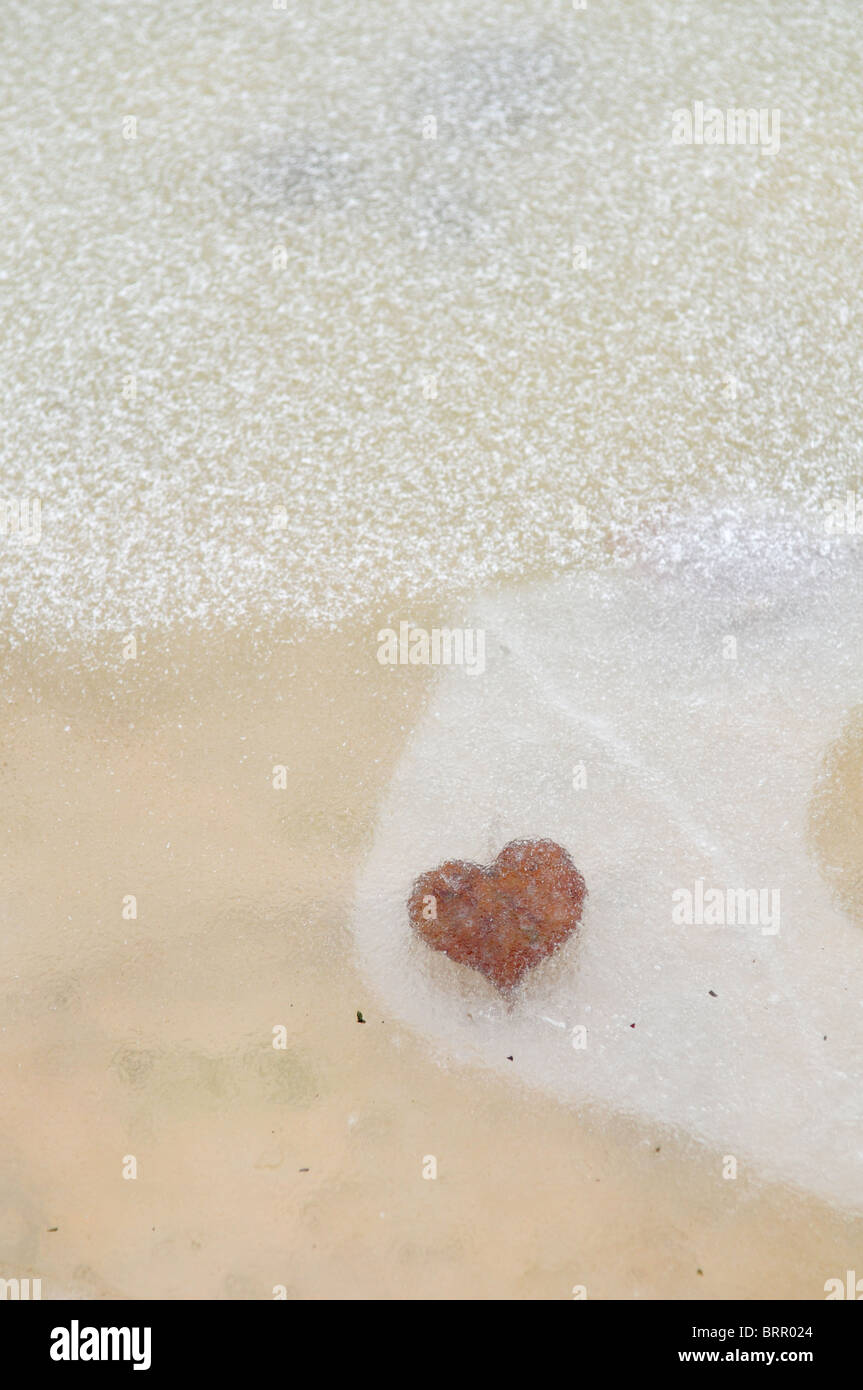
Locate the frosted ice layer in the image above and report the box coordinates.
[352,508,863,1212]
[2,0,862,645]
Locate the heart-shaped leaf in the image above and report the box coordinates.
[408,839,586,991]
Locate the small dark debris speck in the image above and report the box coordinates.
[299,1167,310,1172]
[655,1147,661,1153]
[697,1268,703,1276]
[47,1227,58,1232]
[630,1023,635,1029]
[709,990,717,998]
[506,1055,513,1061]
[356,1011,365,1023]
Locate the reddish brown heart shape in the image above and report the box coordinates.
[407,839,587,992]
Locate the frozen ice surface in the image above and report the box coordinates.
[352,507,863,1211]
[2,1,863,647]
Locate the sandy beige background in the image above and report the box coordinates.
[1,614,861,1299]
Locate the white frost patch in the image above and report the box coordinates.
[352,508,863,1212]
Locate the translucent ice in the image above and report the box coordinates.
[3,2,862,649]
[352,507,863,1211]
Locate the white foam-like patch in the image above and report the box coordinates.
[352,508,863,1212]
